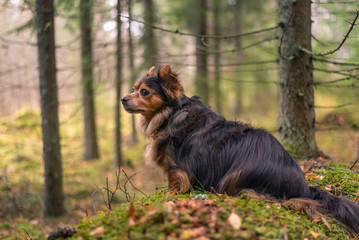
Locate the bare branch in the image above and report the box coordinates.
[302,10,359,56]
[119,14,278,40]
[20,228,32,240]
[169,59,278,68]
[314,103,352,108]
[314,58,359,67]
[314,76,357,86]
[165,37,276,57]
[313,1,359,4]
[0,35,36,47]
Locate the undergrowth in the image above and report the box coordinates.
[0,109,358,239]
[70,191,349,240]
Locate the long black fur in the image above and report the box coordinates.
[123,70,359,235]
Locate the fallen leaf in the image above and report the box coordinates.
[89,226,104,236]
[181,229,192,239]
[227,213,242,230]
[310,230,319,239]
[97,210,104,215]
[128,202,137,218]
[128,202,138,226]
[191,227,206,237]
[324,186,332,191]
[321,217,331,231]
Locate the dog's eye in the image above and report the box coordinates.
[140,89,150,97]
[131,88,134,93]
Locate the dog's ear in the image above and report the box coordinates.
[158,65,183,100]
[146,66,157,77]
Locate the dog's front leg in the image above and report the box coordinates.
[167,169,191,194]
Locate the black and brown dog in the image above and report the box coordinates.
[121,64,359,234]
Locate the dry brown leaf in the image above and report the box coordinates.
[128,202,139,226]
[191,227,206,237]
[89,226,104,236]
[227,213,242,230]
[310,230,319,239]
[128,202,137,218]
[321,217,331,231]
[208,210,217,228]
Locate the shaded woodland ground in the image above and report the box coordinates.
[0,106,358,239]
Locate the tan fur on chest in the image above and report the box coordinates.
[138,107,176,172]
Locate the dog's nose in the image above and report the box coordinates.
[121,97,129,103]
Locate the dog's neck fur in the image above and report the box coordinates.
[138,106,173,138]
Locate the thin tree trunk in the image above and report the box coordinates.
[128,0,137,145]
[35,0,65,217]
[80,0,99,160]
[143,0,158,67]
[213,0,221,114]
[114,0,123,167]
[233,1,243,117]
[278,0,321,157]
[195,0,209,105]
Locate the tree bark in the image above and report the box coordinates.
[35,0,65,217]
[195,0,209,105]
[128,0,138,145]
[213,0,222,114]
[278,0,321,157]
[80,0,99,160]
[143,0,158,67]
[114,0,123,167]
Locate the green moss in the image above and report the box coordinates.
[308,164,359,198]
[69,192,349,240]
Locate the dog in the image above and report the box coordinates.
[121,64,359,234]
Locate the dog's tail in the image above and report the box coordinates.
[309,187,359,235]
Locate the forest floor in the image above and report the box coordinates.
[0,109,358,239]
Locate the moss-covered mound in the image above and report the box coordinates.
[68,191,350,240]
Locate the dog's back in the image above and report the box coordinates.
[169,96,310,198]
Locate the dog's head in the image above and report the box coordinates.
[121,64,183,120]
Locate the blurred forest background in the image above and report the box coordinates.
[0,0,358,238]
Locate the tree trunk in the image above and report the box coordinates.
[278,0,321,157]
[143,0,158,67]
[35,0,65,217]
[80,0,99,160]
[233,0,243,117]
[213,0,221,114]
[114,0,123,167]
[195,0,209,105]
[128,0,138,145]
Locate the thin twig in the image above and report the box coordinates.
[313,57,359,67]
[20,228,32,240]
[77,207,89,217]
[91,188,102,215]
[119,14,278,39]
[314,103,352,108]
[122,170,148,198]
[350,159,358,170]
[302,10,359,56]
[165,37,276,57]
